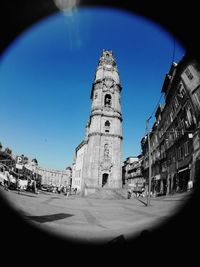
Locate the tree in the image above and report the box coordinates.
[0,142,2,150]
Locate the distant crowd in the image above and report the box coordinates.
[0,166,39,194]
[0,166,77,197]
[40,184,77,197]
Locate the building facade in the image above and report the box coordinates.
[71,141,87,192]
[141,53,200,196]
[37,166,71,187]
[122,155,145,192]
[72,50,123,195]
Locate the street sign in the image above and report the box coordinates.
[16,163,23,169]
[17,156,23,163]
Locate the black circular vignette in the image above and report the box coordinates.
[0,0,200,262]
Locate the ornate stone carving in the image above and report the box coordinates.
[100,143,113,171]
[103,78,114,93]
[94,81,103,90]
[104,106,112,112]
[98,50,116,67]
[104,143,110,159]
[100,159,113,171]
[104,78,114,89]
[114,84,121,93]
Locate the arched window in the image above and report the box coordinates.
[104,94,111,107]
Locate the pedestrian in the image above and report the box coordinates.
[63,186,66,195]
[57,185,61,194]
[74,188,77,195]
[127,189,131,199]
[16,177,21,194]
[32,179,38,194]
[66,187,70,198]
[3,170,10,191]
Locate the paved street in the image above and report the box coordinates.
[0,188,192,244]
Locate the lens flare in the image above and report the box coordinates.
[54,0,79,11]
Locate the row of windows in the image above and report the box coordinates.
[194,89,200,109]
[38,170,67,177]
[185,67,194,80]
[156,82,188,140]
[74,179,81,186]
[75,170,81,178]
[158,102,194,142]
[177,141,190,160]
[151,139,190,163]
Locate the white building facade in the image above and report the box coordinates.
[37,167,71,187]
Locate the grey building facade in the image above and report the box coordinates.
[141,53,200,196]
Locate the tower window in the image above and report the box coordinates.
[105,121,110,127]
[105,120,110,133]
[104,94,111,107]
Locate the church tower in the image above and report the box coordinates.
[82,49,123,194]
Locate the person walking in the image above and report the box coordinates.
[66,186,70,198]
[16,177,21,194]
[32,179,38,194]
[3,170,10,191]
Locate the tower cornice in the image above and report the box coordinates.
[91,106,122,114]
[88,132,123,140]
[90,112,123,122]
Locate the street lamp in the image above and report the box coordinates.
[146,117,152,206]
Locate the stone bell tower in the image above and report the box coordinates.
[83,49,123,193]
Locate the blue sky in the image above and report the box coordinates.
[0,7,185,170]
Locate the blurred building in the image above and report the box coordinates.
[122,155,145,192]
[71,141,87,192]
[0,150,15,169]
[37,166,72,187]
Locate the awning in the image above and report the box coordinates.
[178,167,189,173]
[128,183,135,187]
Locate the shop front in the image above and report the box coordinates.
[177,166,190,192]
[154,173,167,196]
